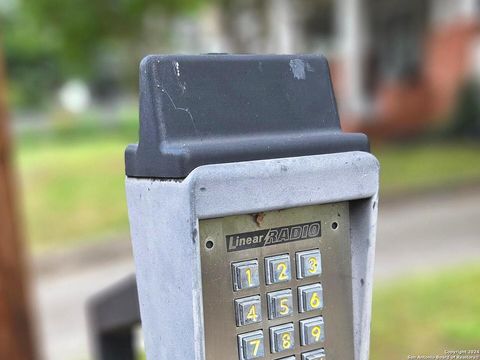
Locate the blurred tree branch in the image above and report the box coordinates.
[0,37,38,360]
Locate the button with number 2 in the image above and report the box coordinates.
[265,254,291,284]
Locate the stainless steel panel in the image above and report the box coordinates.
[199,202,354,360]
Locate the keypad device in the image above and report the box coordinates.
[269,323,295,353]
[200,203,355,359]
[300,317,325,346]
[232,260,260,291]
[296,250,322,279]
[301,348,326,360]
[238,330,265,360]
[267,289,294,319]
[298,284,323,313]
[265,254,291,284]
[235,295,262,326]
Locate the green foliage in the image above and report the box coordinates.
[371,264,480,359]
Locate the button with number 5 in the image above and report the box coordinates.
[300,317,325,346]
[238,330,265,360]
[235,295,262,326]
[232,260,260,291]
[296,250,322,279]
[265,254,291,284]
[267,289,293,319]
[298,283,323,313]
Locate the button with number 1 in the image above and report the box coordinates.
[232,260,260,291]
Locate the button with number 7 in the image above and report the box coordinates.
[300,316,325,346]
[238,330,265,360]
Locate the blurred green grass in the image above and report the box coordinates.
[371,264,480,360]
[15,122,480,252]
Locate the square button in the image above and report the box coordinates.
[301,349,326,360]
[270,323,295,353]
[267,289,293,319]
[265,254,291,284]
[296,250,322,279]
[300,317,325,346]
[278,357,296,360]
[232,260,260,291]
[238,330,265,360]
[298,284,323,313]
[235,295,262,326]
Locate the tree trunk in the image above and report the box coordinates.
[0,39,38,360]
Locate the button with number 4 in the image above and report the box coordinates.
[270,323,295,353]
[265,254,291,284]
[238,330,265,360]
[300,317,325,346]
[232,260,260,291]
[298,283,323,313]
[267,289,293,319]
[301,349,326,360]
[296,250,322,279]
[235,295,262,326]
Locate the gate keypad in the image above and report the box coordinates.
[232,250,326,359]
[235,295,263,326]
[238,330,265,360]
[298,284,323,313]
[232,260,260,291]
[267,289,293,319]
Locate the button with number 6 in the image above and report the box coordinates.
[300,317,325,346]
[298,283,323,313]
[238,330,265,360]
[235,295,262,326]
[296,249,322,279]
[265,254,291,284]
[270,323,295,353]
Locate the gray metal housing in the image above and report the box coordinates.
[126,151,379,360]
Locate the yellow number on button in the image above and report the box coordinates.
[246,268,252,286]
[279,298,290,315]
[308,257,318,274]
[311,326,322,342]
[250,339,260,356]
[277,262,288,281]
[246,305,258,322]
[310,292,321,308]
[282,333,291,349]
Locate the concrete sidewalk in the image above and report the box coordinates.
[33,187,480,360]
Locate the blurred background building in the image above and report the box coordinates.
[1,1,479,360]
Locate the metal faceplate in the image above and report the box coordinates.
[200,202,354,360]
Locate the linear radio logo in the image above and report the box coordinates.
[226,221,321,252]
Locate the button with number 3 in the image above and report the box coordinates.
[298,283,323,313]
[300,317,325,346]
[265,254,291,284]
[235,295,262,326]
[238,330,265,360]
[232,260,260,291]
[270,323,295,353]
[296,250,322,279]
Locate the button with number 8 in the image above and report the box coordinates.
[298,283,323,313]
[265,254,291,284]
[238,330,265,360]
[232,260,260,291]
[267,289,293,319]
[296,250,322,279]
[235,295,262,326]
[270,323,295,353]
[300,317,325,346]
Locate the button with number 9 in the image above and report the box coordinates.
[300,316,325,346]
